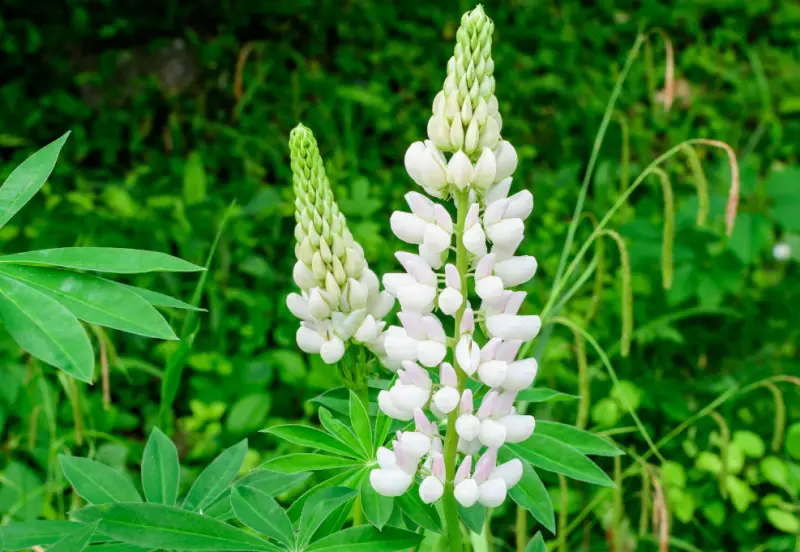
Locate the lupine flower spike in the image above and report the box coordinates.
[287,124,395,367]
[370,4,540,512]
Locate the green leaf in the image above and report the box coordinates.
[306,525,422,552]
[119,283,204,311]
[786,422,800,459]
[525,532,546,552]
[59,455,142,504]
[0,248,203,274]
[0,132,69,229]
[0,264,177,340]
[732,430,765,458]
[458,503,487,534]
[83,545,151,552]
[0,521,82,549]
[501,449,555,533]
[766,167,800,231]
[516,388,578,403]
[318,407,364,456]
[286,468,359,522]
[765,508,800,534]
[508,435,614,487]
[535,421,624,456]
[141,427,180,505]
[373,409,393,452]
[183,439,248,512]
[72,503,278,551]
[46,521,98,552]
[261,453,360,474]
[360,475,393,530]
[395,485,443,534]
[727,212,771,264]
[262,424,360,458]
[298,487,358,547]
[0,274,94,382]
[184,151,207,205]
[237,469,311,497]
[231,485,295,548]
[349,391,372,456]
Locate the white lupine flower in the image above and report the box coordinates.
[455,389,481,441]
[463,203,488,257]
[474,254,504,302]
[390,211,427,244]
[454,456,479,507]
[486,177,512,206]
[438,264,463,315]
[486,314,542,341]
[447,151,473,189]
[455,334,481,376]
[419,453,446,504]
[498,413,536,443]
[385,313,447,367]
[493,140,518,183]
[320,337,345,364]
[494,256,538,287]
[405,141,448,194]
[491,458,523,488]
[370,469,413,497]
[473,148,497,190]
[503,357,539,391]
[478,477,508,507]
[433,363,461,414]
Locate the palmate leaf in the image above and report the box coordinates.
[0,131,69,229]
[141,427,180,505]
[230,485,295,548]
[72,503,278,551]
[262,453,361,474]
[360,475,393,530]
[286,468,361,522]
[525,532,547,552]
[457,503,487,534]
[183,439,248,512]
[348,391,372,456]
[305,525,423,552]
[0,247,204,274]
[45,521,98,552]
[535,421,624,457]
[318,407,364,457]
[59,455,143,504]
[500,449,555,533]
[119,283,204,311]
[0,264,177,340]
[0,273,93,381]
[508,434,615,488]
[298,487,358,548]
[395,484,443,534]
[516,388,578,403]
[0,521,83,549]
[262,424,360,458]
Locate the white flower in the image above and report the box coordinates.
[463,203,487,257]
[774,242,792,261]
[490,459,523,488]
[486,314,542,341]
[320,336,345,363]
[494,140,518,183]
[503,358,538,391]
[286,292,311,320]
[493,256,537,287]
[477,360,508,388]
[390,212,427,244]
[498,414,536,443]
[296,325,327,354]
[455,334,481,376]
[474,254,505,302]
[447,150,474,190]
[454,478,479,508]
[405,141,447,192]
[473,147,497,190]
[478,478,507,507]
[486,178,512,206]
[432,363,460,414]
[370,469,413,497]
[478,418,507,448]
[420,475,444,504]
[384,252,438,314]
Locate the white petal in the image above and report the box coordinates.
[455,413,481,441]
[462,224,488,257]
[398,283,437,313]
[383,273,416,295]
[378,390,413,421]
[438,287,463,316]
[320,337,345,364]
[486,219,525,248]
[391,212,427,244]
[417,341,447,367]
[396,252,437,286]
[447,150,473,190]
[390,383,430,411]
[385,336,419,361]
[404,142,426,185]
[296,326,325,354]
[477,479,507,507]
[503,358,538,391]
[486,177,512,205]
[506,190,533,220]
[455,335,480,376]
[478,419,507,448]
[370,469,413,497]
[419,243,445,270]
[499,414,536,443]
[477,360,508,388]
[308,288,332,320]
[419,475,445,504]
[424,224,452,253]
[377,446,398,470]
[490,459,523,488]
[405,191,437,221]
[398,312,427,340]
[433,387,460,414]
[369,291,395,320]
[494,256,538,287]
[400,431,432,459]
[475,275,505,302]
[286,293,310,320]
[454,479,479,508]
[472,147,497,190]
[486,314,541,341]
[418,147,448,191]
[293,261,317,290]
[427,114,452,150]
[494,140,518,182]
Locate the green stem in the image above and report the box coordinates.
[515,506,527,552]
[558,475,568,552]
[442,190,470,552]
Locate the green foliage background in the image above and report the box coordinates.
[1,0,799,550]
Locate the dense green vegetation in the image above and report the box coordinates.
[1,1,798,550]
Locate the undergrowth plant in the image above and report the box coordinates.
[7,4,794,552]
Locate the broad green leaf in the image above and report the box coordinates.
[509,434,614,487]
[0,274,94,382]
[231,485,295,548]
[262,453,359,474]
[786,422,800,459]
[237,469,311,497]
[46,521,98,552]
[72,503,278,551]
[0,264,177,339]
[59,455,142,504]
[360,475,393,530]
[0,132,69,229]
[395,484,443,534]
[0,521,82,549]
[458,503,487,534]
[501,449,555,533]
[183,439,248,512]
[373,409,393,452]
[118,283,204,311]
[535,421,624,456]
[0,248,203,274]
[287,468,360,522]
[306,525,423,552]
[525,532,546,552]
[516,388,577,403]
[765,508,800,534]
[349,391,372,456]
[318,407,364,456]
[141,427,180,505]
[312,387,379,417]
[184,151,207,205]
[298,487,358,547]
[262,424,360,458]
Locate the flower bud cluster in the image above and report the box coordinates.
[369,5,540,510]
[287,124,394,364]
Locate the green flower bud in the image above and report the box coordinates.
[427,4,503,159]
[289,124,366,300]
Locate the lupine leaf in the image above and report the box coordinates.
[458,503,487,534]
[298,487,358,547]
[508,435,615,487]
[141,427,180,505]
[360,475,393,530]
[349,391,372,456]
[231,485,295,548]
[118,283,204,311]
[72,503,278,551]
[287,468,360,522]
[59,455,142,504]
[535,421,624,457]
[182,439,248,512]
[0,132,69,229]
[0,521,83,549]
[501,448,556,533]
[318,407,365,457]
[237,469,311,496]
[261,453,360,474]
[0,274,94,382]
[0,247,203,274]
[45,521,98,552]
[516,388,578,403]
[0,264,177,339]
[262,424,360,458]
[305,525,423,552]
[525,532,547,552]
[395,484,443,534]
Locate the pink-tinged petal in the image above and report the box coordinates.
[493,390,518,416]
[440,362,458,388]
[459,389,475,414]
[395,251,437,286]
[398,312,428,340]
[455,455,473,483]
[433,204,454,234]
[402,360,432,388]
[480,338,503,362]
[473,448,498,483]
[477,390,498,419]
[496,339,523,362]
[422,315,447,342]
[474,253,496,280]
[414,408,433,436]
[405,191,437,221]
[397,369,412,385]
[433,453,446,481]
[444,264,461,290]
[460,307,475,335]
[504,291,527,315]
